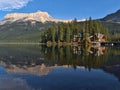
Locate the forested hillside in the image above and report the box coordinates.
[0,21,52,42]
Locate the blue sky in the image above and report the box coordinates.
[0,0,120,20]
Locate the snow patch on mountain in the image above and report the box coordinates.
[0,11,85,25]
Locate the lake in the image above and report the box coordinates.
[0,45,120,90]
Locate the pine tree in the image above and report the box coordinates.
[88,17,93,35]
[58,23,64,42]
[66,24,71,42]
[51,25,56,42]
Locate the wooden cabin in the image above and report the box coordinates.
[90,33,106,42]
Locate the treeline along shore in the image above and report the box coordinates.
[40,17,111,46]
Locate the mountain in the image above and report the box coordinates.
[0,11,53,25]
[99,9,120,34]
[102,9,120,22]
[0,11,85,42]
[0,11,85,25]
[0,11,55,42]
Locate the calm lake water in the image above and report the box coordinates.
[0,45,120,90]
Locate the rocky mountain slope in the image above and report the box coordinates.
[102,9,120,22]
[0,11,53,25]
[0,11,85,25]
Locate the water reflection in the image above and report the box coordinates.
[40,45,108,69]
[0,45,120,90]
[0,45,119,75]
[0,78,32,90]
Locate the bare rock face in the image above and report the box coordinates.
[0,11,85,25]
[3,11,54,23]
[102,9,120,22]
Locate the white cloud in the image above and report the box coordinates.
[0,0,33,11]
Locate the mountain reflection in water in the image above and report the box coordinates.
[0,45,120,90]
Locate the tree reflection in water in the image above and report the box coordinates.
[40,45,108,70]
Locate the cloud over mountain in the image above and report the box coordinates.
[0,0,32,11]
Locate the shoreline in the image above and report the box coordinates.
[0,41,119,47]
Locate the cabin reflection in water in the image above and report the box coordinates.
[72,46,105,56]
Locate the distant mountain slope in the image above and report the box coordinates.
[0,20,53,42]
[102,21,120,34]
[100,9,120,34]
[102,9,120,22]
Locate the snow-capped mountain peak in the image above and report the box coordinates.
[4,11,53,22]
[0,11,85,25]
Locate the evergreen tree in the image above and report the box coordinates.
[58,23,64,42]
[66,24,71,42]
[51,26,56,42]
[88,17,93,35]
